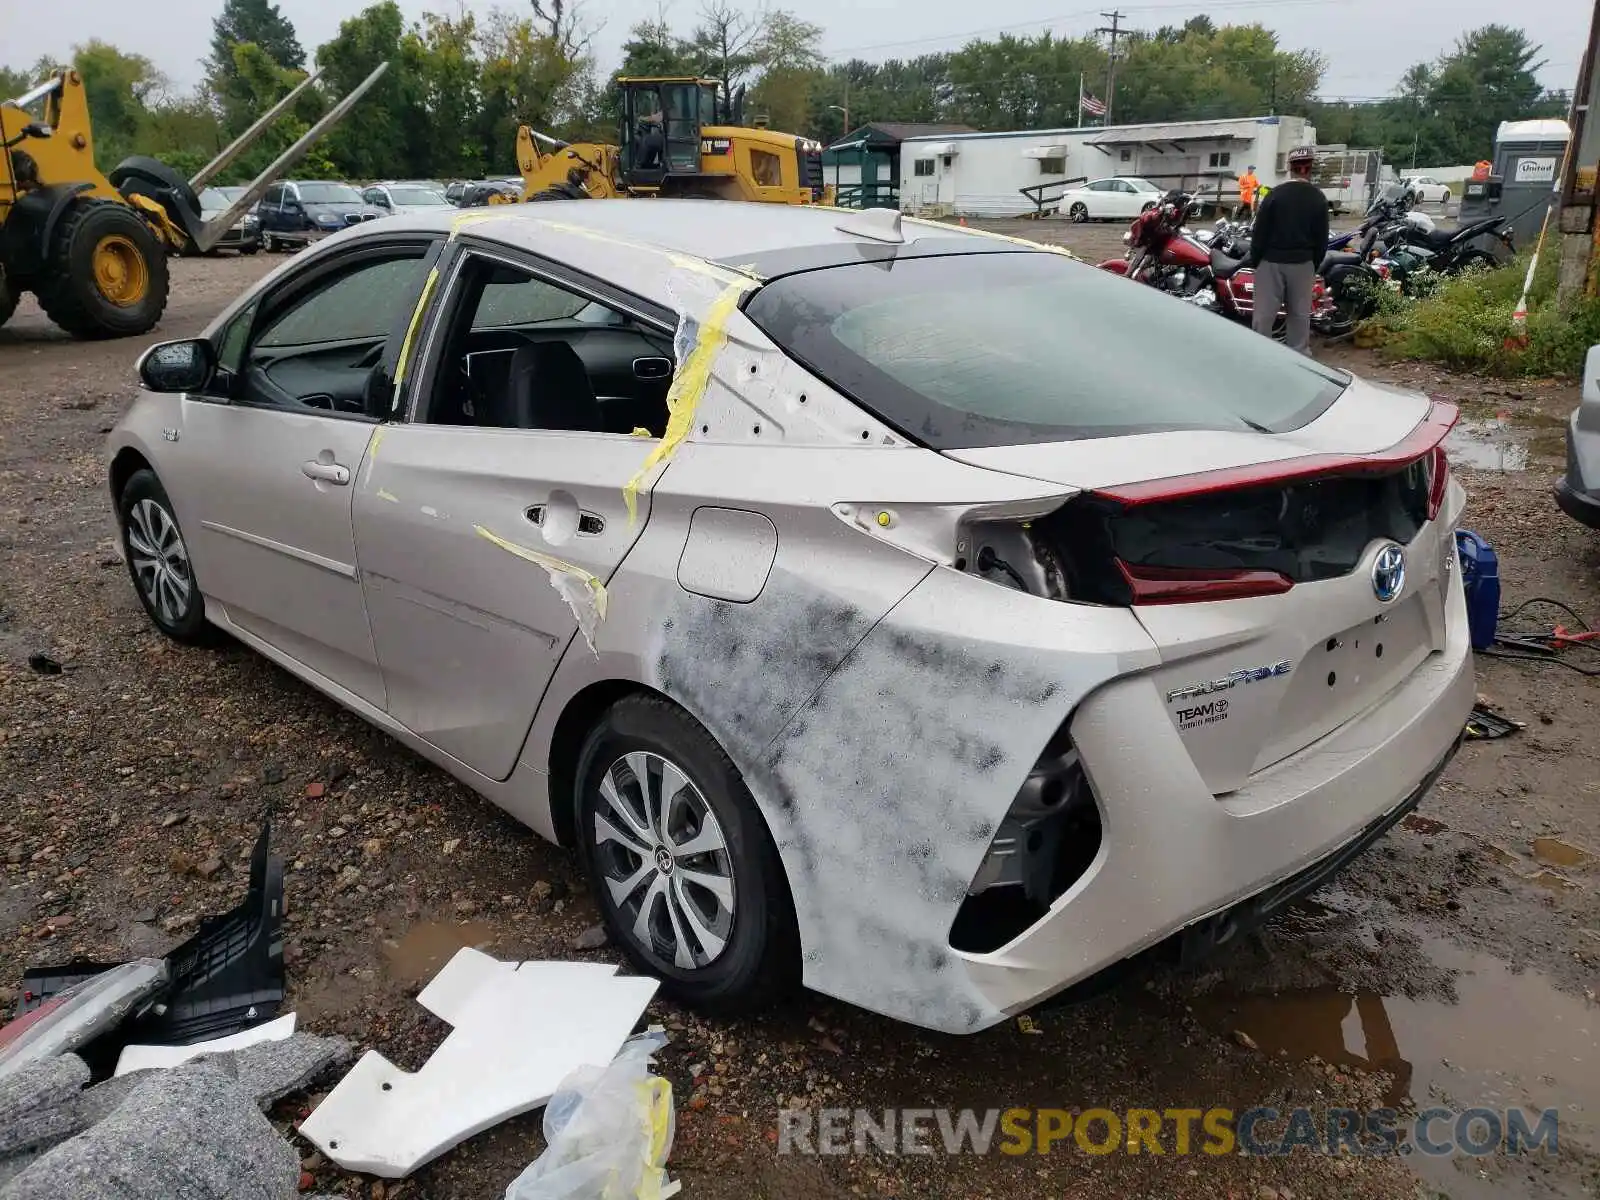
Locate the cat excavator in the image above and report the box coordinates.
[0,63,387,339]
[516,76,831,206]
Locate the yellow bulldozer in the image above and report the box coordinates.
[515,76,832,206]
[0,63,388,339]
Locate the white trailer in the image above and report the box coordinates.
[897,115,1316,218]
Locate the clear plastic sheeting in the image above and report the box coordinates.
[504,1032,680,1200]
[0,961,168,1081]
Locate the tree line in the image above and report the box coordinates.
[0,0,1570,186]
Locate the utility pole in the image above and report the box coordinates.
[1097,10,1125,125]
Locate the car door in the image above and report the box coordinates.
[176,237,440,706]
[353,242,673,780]
[1083,179,1113,218]
[364,187,392,212]
[259,184,282,232]
[1109,179,1141,218]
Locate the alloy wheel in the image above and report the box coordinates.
[126,497,193,625]
[594,750,736,971]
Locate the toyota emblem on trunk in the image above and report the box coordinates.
[1372,544,1406,602]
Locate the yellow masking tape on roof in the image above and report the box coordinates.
[393,267,441,388]
[905,215,1077,258]
[528,218,760,285]
[474,525,609,656]
[621,277,754,525]
[447,209,509,240]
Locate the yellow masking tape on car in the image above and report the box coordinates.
[474,525,608,656]
[393,267,440,388]
[621,277,754,524]
[905,215,1077,258]
[447,209,509,240]
[528,218,760,286]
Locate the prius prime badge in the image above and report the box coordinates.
[1372,543,1406,603]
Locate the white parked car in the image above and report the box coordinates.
[1060,177,1164,222]
[362,182,454,215]
[1403,176,1452,206]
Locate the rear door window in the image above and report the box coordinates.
[743,251,1348,448]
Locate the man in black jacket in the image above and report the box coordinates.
[1248,145,1328,354]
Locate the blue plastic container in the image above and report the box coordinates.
[1455,529,1500,651]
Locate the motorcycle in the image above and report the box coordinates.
[1097,191,1345,335]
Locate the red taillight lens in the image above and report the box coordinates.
[1117,562,1294,604]
[1426,444,1450,520]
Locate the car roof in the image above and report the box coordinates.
[343,200,1038,310]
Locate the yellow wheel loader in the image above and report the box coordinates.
[0,63,389,339]
[517,76,832,207]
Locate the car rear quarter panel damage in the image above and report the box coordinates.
[524,440,1161,1034]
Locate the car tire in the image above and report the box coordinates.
[1069,202,1088,223]
[574,694,799,1013]
[1141,201,1157,214]
[118,469,210,644]
[1441,190,1451,206]
[240,244,260,256]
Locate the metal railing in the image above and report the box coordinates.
[833,183,900,210]
[1018,176,1089,216]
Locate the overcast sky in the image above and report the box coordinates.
[2,0,1586,103]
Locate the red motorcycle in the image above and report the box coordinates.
[1096,191,1333,334]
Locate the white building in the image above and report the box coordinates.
[898,115,1317,217]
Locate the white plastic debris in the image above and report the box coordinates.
[299,950,658,1179]
[504,1031,679,1200]
[112,1012,298,1076]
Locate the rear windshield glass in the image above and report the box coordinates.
[742,251,1348,448]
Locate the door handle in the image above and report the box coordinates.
[302,460,351,485]
[633,356,673,381]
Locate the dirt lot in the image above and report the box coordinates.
[2,224,1598,1200]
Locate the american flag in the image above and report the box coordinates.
[1080,92,1108,117]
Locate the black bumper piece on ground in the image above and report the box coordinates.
[1555,477,1600,530]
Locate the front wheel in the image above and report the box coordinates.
[1441,190,1451,206]
[574,695,799,1013]
[1141,201,1157,214]
[1069,202,1088,223]
[119,469,210,643]
[34,199,170,339]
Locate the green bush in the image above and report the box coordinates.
[1362,253,1600,378]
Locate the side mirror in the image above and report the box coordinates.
[138,339,216,394]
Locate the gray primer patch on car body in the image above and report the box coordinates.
[649,569,1095,1033]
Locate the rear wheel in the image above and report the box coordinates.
[574,695,799,1013]
[1454,248,1495,274]
[34,200,169,339]
[1069,202,1088,223]
[529,187,583,202]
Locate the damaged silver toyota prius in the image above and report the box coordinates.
[105,202,1475,1034]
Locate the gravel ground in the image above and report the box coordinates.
[2,233,1598,1200]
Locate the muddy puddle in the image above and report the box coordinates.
[381,919,499,985]
[1445,418,1531,472]
[1196,938,1597,1194]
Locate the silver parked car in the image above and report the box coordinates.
[106,202,1475,1034]
[1556,343,1600,529]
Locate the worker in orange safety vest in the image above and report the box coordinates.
[1236,165,1261,218]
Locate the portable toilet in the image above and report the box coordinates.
[1457,118,1571,248]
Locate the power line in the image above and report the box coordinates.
[821,0,1345,59]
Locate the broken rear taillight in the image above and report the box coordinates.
[1117,562,1293,604]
